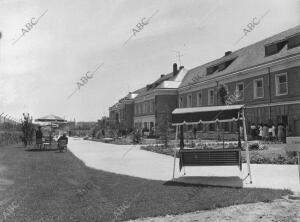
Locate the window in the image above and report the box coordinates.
[134,106,137,115]
[275,73,288,96]
[236,82,244,101]
[197,91,202,106]
[179,96,183,108]
[265,40,288,56]
[208,89,214,105]
[222,122,230,132]
[207,59,236,75]
[207,65,218,75]
[149,102,153,113]
[187,94,192,107]
[218,59,235,72]
[288,33,300,49]
[253,78,264,99]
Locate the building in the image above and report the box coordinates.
[108,89,143,131]
[134,63,187,134]
[178,25,300,137]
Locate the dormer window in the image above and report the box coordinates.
[207,59,236,75]
[265,33,300,56]
[207,65,218,75]
[218,59,235,72]
[288,34,300,49]
[265,40,288,56]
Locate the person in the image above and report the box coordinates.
[268,125,273,142]
[271,125,276,142]
[193,127,197,139]
[250,123,257,140]
[263,124,269,142]
[57,133,68,152]
[258,124,262,140]
[277,123,284,142]
[36,126,43,149]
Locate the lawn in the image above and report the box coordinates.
[0,144,291,222]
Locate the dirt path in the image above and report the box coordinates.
[128,197,300,222]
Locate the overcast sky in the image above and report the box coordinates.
[0,0,299,121]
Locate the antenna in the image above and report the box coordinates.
[173,50,184,66]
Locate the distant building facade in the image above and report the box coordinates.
[133,63,187,135]
[178,25,300,136]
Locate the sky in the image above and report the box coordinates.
[0,0,299,121]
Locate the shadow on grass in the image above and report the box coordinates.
[164,176,243,189]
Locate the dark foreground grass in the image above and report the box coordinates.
[0,144,291,222]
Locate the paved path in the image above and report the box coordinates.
[68,138,300,192]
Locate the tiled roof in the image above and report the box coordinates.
[180,25,300,88]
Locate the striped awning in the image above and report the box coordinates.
[172,105,244,125]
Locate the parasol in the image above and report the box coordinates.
[35,114,67,123]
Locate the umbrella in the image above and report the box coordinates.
[35,114,67,123]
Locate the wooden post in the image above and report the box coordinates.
[242,108,252,183]
[172,125,178,180]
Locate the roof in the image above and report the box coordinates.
[172,105,244,114]
[35,114,66,122]
[180,25,300,88]
[172,105,244,125]
[135,67,187,99]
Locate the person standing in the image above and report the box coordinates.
[262,124,269,142]
[193,127,197,139]
[258,124,263,140]
[277,123,284,142]
[36,126,43,149]
[250,123,256,140]
[271,125,276,142]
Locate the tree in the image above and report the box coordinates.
[218,85,228,105]
[21,113,34,147]
[158,105,171,148]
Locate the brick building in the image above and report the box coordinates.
[178,25,300,137]
[108,89,143,131]
[133,63,187,134]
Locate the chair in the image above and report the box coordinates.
[43,137,52,150]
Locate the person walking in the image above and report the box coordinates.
[36,126,43,150]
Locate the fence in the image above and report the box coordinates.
[0,131,23,146]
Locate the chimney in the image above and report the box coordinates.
[225,51,232,56]
[173,63,178,76]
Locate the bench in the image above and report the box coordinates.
[179,148,242,171]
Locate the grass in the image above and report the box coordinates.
[0,144,291,222]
